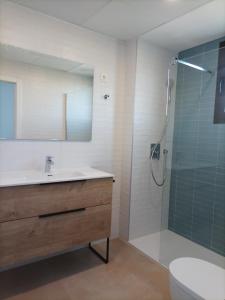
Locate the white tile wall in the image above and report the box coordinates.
[119,40,137,240]
[0,1,126,238]
[0,1,177,241]
[129,39,176,239]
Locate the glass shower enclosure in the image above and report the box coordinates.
[159,37,225,268]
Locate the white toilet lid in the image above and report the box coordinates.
[169,257,225,300]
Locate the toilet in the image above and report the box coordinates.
[169,257,225,300]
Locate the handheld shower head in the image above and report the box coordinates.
[167,78,174,89]
[166,77,174,105]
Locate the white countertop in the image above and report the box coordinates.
[0,167,114,187]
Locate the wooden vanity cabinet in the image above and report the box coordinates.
[0,178,113,269]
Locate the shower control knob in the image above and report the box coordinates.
[104,94,110,100]
[163,149,168,155]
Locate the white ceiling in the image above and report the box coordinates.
[9,0,214,40]
[0,44,94,76]
[142,0,225,51]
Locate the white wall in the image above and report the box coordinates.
[119,40,137,240]
[129,39,176,239]
[0,1,125,238]
[0,1,177,241]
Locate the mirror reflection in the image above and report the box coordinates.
[0,44,94,141]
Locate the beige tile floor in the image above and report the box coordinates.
[0,239,171,300]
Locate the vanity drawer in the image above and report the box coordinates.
[0,204,111,268]
[0,178,113,222]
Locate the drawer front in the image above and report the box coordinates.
[0,204,111,268]
[0,178,113,222]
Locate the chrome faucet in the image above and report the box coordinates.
[45,156,54,174]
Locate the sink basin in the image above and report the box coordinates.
[46,171,85,178]
[1,170,40,182]
[0,167,113,187]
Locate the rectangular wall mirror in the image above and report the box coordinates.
[0,44,94,141]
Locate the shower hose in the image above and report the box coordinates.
[150,67,171,187]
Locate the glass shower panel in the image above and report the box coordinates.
[160,41,225,268]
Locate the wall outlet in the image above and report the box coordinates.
[100,73,108,82]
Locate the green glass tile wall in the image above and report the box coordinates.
[169,37,225,256]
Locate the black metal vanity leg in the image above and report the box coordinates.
[88,237,109,264]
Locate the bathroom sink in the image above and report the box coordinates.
[0,167,113,187]
[46,170,85,179]
[1,170,40,182]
